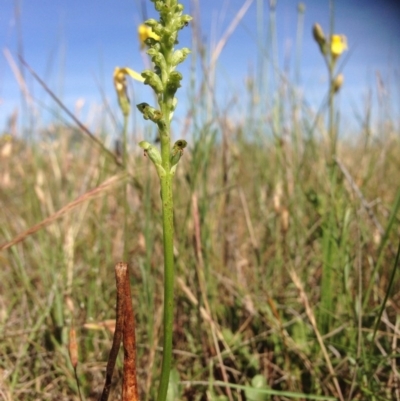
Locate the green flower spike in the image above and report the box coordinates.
[135,2,192,400]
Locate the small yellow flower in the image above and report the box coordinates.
[138,23,160,49]
[331,35,347,58]
[113,67,145,116]
[113,68,128,99]
[113,67,144,92]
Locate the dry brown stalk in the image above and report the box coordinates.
[68,327,79,369]
[122,263,139,401]
[99,262,139,401]
[0,173,128,252]
[69,326,84,401]
[99,263,126,401]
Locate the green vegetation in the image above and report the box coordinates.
[134,3,192,400]
[0,1,399,400]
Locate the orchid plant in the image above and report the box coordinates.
[113,1,192,400]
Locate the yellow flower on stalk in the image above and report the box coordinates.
[138,23,160,49]
[113,67,145,116]
[113,68,128,99]
[113,67,144,90]
[331,35,347,58]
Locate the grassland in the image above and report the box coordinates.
[1,107,399,400]
[1,4,400,401]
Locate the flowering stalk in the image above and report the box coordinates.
[312,23,347,162]
[135,2,191,400]
[312,22,347,334]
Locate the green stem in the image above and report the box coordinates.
[328,0,336,166]
[157,172,175,401]
[328,65,335,166]
[157,40,175,401]
[135,4,191,398]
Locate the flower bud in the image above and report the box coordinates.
[147,48,167,70]
[174,4,184,14]
[145,19,165,37]
[154,1,164,12]
[333,73,344,93]
[166,71,182,95]
[141,70,164,94]
[170,48,191,67]
[144,19,158,28]
[139,141,165,177]
[136,103,163,123]
[170,139,187,174]
[144,37,161,49]
[175,15,192,30]
[139,141,162,166]
[312,23,325,45]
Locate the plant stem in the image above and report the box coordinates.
[134,4,192,398]
[320,9,337,333]
[157,42,175,401]
[157,172,175,401]
[328,67,335,164]
[328,0,336,166]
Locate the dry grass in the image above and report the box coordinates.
[1,121,399,400]
[1,2,399,399]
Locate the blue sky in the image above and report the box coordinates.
[1,0,399,137]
